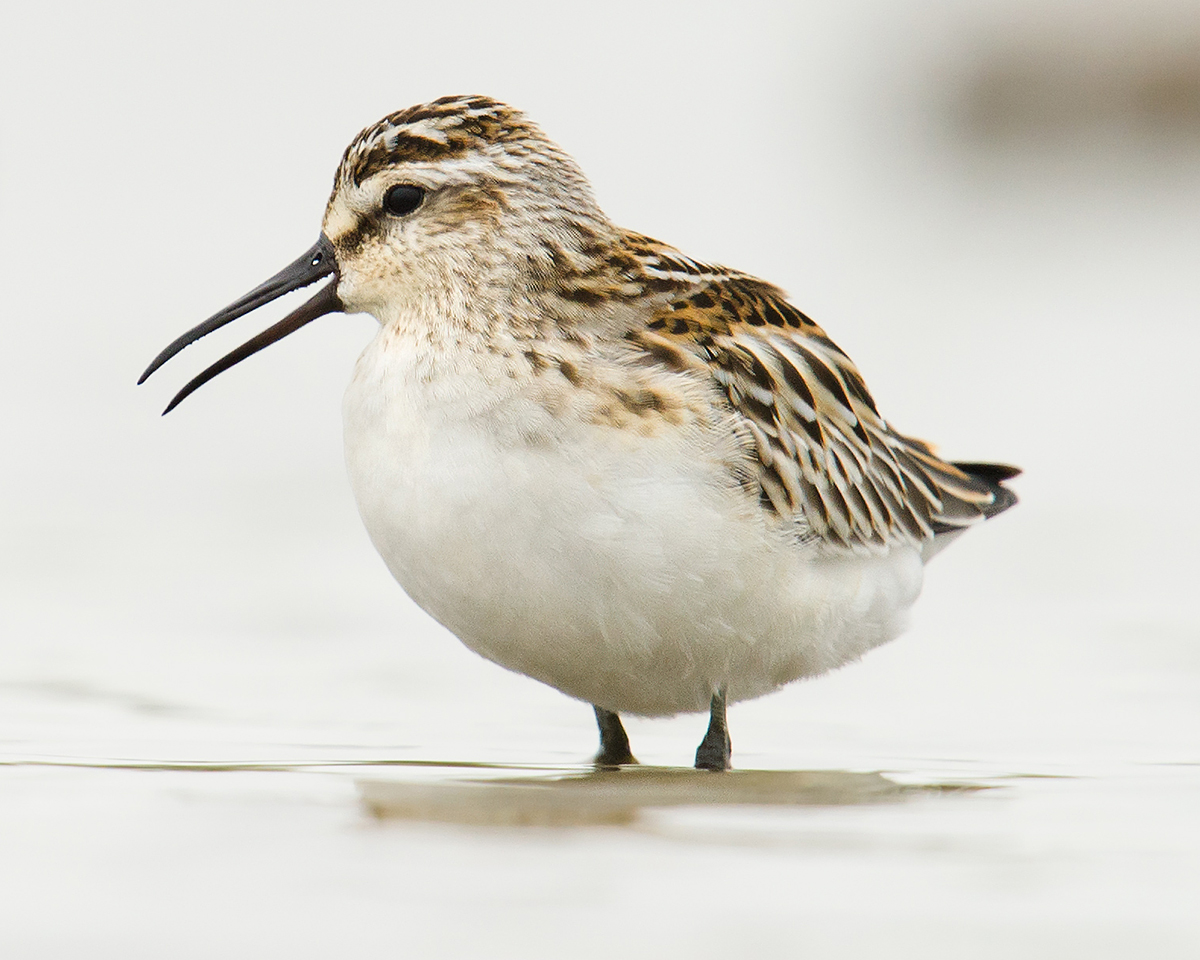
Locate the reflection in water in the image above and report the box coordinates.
[359,766,986,827]
[0,754,988,827]
[0,755,988,829]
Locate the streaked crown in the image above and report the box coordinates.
[333,95,592,197]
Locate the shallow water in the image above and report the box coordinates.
[2,740,1197,958]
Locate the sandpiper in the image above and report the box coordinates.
[141,95,1018,770]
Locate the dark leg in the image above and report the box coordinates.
[593,706,637,766]
[694,687,732,771]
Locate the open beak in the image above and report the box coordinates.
[139,234,343,414]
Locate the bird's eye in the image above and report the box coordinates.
[382,184,425,216]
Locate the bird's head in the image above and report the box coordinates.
[140,95,612,412]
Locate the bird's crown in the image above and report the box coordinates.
[334,95,577,191]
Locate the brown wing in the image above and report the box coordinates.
[624,239,1015,554]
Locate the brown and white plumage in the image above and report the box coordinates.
[144,95,1018,769]
[619,236,1017,556]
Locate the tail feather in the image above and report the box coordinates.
[951,460,1021,520]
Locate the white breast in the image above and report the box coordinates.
[342,327,926,717]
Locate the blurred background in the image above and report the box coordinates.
[1,1,1197,957]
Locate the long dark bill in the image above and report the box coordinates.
[138,235,343,414]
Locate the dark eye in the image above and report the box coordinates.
[382,184,425,216]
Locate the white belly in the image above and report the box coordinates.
[342,333,925,717]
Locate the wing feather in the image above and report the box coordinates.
[624,235,1017,554]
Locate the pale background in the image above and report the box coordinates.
[1,1,1198,957]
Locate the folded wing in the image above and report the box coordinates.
[623,236,1018,555]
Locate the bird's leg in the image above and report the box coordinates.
[593,706,637,767]
[694,687,732,771]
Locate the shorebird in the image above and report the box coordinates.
[141,95,1018,770]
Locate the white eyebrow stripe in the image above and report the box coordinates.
[387,118,450,145]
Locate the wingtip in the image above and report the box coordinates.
[951,461,1022,485]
